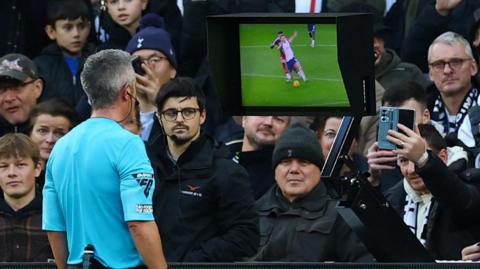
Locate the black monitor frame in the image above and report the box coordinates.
[207,13,376,116]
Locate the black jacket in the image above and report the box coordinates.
[385,152,480,260]
[375,48,430,91]
[252,182,373,262]
[34,43,94,106]
[0,116,29,137]
[225,138,276,200]
[147,133,259,262]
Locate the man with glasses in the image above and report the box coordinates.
[147,77,259,262]
[0,54,43,136]
[126,13,177,142]
[427,31,479,136]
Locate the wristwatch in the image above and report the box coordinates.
[415,151,429,168]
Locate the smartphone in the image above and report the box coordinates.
[131,57,146,76]
[377,107,415,150]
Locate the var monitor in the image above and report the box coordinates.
[207,13,375,116]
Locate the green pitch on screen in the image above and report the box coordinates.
[239,24,349,107]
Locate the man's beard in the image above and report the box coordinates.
[169,124,197,145]
[246,131,275,150]
[170,134,191,145]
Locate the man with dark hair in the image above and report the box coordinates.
[384,123,480,260]
[0,133,52,262]
[252,124,372,262]
[0,54,43,136]
[43,49,167,269]
[369,81,469,192]
[148,76,259,262]
[368,81,435,192]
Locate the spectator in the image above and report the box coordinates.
[99,0,147,50]
[369,81,471,192]
[312,116,368,177]
[0,0,49,59]
[401,0,480,72]
[225,116,291,199]
[251,124,372,262]
[427,31,478,136]
[147,77,259,262]
[374,23,430,92]
[367,81,432,192]
[384,123,480,260]
[126,13,177,142]
[34,0,95,108]
[0,53,43,136]
[0,133,53,262]
[43,49,167,269]
[28,98,78,188]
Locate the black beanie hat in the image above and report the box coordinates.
[272,124,325,169]
[125,13,177,69]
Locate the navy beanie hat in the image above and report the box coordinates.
[126,13,177,69]
[272,124,325,169]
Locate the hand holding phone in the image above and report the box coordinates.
[377,107,415,150]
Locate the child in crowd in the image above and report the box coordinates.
[34,0,95,108]
[99,0,148,50]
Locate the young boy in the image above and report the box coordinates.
[34,0,94,108]
[0,133,52,262]
[99,0,148,50]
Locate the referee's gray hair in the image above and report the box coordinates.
[80,49,135,109]
[427,31,474,63]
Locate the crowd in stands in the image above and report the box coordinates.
[3,0,480,267]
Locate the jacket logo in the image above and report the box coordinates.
[134,173,153,197]
[181,184,202,197]
[137,38,144,48]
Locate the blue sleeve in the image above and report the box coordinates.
[42,157,66,231]
[119,136,155,222]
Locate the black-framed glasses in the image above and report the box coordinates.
[429,58,472,72]
[160,107,200,122]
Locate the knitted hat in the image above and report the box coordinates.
[0,54,38,82]
[126,13,177,69]
[272,124,325,169]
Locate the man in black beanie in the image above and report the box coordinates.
[126,13,177,142]
[251,124,372,262]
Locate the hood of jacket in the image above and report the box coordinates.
[375,48,402,79]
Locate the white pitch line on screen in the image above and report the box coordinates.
[241,44,336,48]
[242,73,342,82]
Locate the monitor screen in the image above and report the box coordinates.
[207,13,375,116]
[239,23,349,108]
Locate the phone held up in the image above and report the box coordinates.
[377,106,415,150]
[131,57,146,76]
